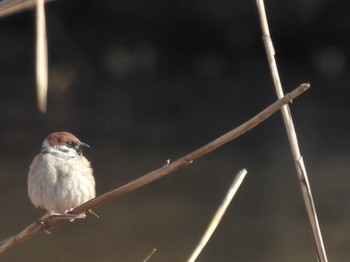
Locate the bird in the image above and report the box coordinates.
[28,131,96,220]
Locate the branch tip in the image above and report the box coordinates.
[301,83,311,91]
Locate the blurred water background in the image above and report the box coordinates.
[1,1,350,261]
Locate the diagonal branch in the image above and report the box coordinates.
[0,83,310,255]
[256,1,328,261]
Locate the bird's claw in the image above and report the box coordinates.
[46,210,86,222]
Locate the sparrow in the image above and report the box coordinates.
[28,132,96,219]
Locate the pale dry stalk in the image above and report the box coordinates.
[36,0,48,113]
[187,169,247,262]
[256,1,328,261]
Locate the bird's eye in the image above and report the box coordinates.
[66,141,74,148]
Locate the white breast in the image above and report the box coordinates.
[28,153,96,213]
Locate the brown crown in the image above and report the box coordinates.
[46,132,80,147]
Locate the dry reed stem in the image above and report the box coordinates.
[187,169,247,262]
[0,0,53,18]
[256,1,328,261]
[0,84,309,254]
[142,248,157,262]
[36,0,48,113]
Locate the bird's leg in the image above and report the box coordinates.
[38,212,53,234]
[40,222,52,234]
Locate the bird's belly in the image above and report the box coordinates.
[32,169,95,213]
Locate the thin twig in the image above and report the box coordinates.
[256,1,328,262]
[36,0,48,113]
[0,84,309,254]
[187,169,247,262]
[0,0,54,18]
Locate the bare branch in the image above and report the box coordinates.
[0,84,309,254]
[187,169,247,262]
[256,1,328,261]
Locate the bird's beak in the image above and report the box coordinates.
[79,142,90,148]
[77,141,89,155]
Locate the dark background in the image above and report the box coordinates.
[1,0,349,261]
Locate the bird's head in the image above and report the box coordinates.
[41,131,89,158]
